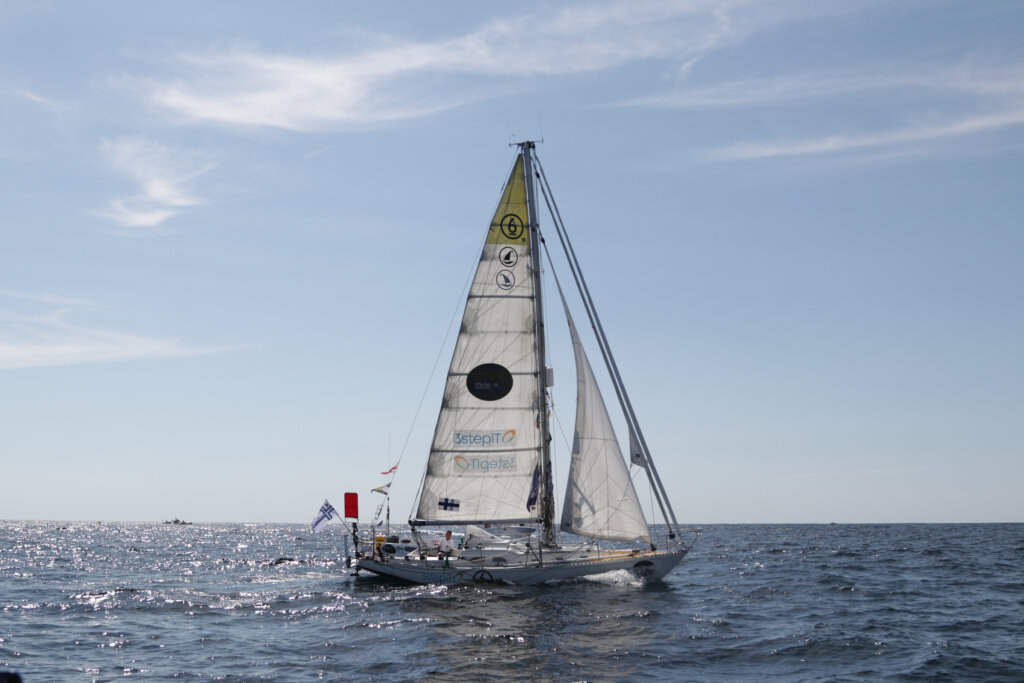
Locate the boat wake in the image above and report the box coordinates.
[579,568,648,588]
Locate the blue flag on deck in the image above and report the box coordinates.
[311,499,338,532]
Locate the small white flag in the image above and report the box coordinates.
[372,483,391,496]
[311,499,338,533]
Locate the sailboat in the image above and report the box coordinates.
[355,142,698,585]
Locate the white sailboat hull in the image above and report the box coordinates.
[356,547,688,585]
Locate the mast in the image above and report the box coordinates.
[519,141,556,547]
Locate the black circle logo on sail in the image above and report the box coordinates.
[498,246,518,267]
[500,213,526,241]
[496,270,515,290]
[466,363,513,401]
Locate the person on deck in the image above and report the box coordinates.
[439,530,457,556]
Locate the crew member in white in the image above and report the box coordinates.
[439,530,456,556]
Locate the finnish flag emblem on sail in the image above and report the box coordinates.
[311,499,338,532]
[438,498,460,511]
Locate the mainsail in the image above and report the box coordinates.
[413,154,543,525]
[557,288,651,542]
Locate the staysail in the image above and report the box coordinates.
[413,154,543,525]
[557,288,651,542]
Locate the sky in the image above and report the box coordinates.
[1,0,1022,525]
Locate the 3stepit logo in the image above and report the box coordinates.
[453,454,518,473]
[452,429,517,448]
[452,429,519,473]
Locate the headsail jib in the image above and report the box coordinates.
[558,286,651,543]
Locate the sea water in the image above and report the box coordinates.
[1,522,1022,681]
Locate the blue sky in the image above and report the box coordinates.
[2,1,1021,524]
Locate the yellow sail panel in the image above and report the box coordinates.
[486,154,530,245]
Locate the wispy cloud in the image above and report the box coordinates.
[0,289,95,308]
[12,88,63,111]
[131,0,758,131]
[0,290,229,370]
[705,109,1024,161]
[624,62,1024,109]
[627,58,1024,161]
[117,0,1024,162]
[95,137,215,231]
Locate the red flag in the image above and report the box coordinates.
[381,465,397,475]
[343,492,358,519]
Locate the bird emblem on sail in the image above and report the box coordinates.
[499,246,518,267]
[496,270,515,290]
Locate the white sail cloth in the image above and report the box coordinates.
[413,155,542,524]
[558,291,651,543]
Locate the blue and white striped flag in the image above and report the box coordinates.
[311,499,338,533]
